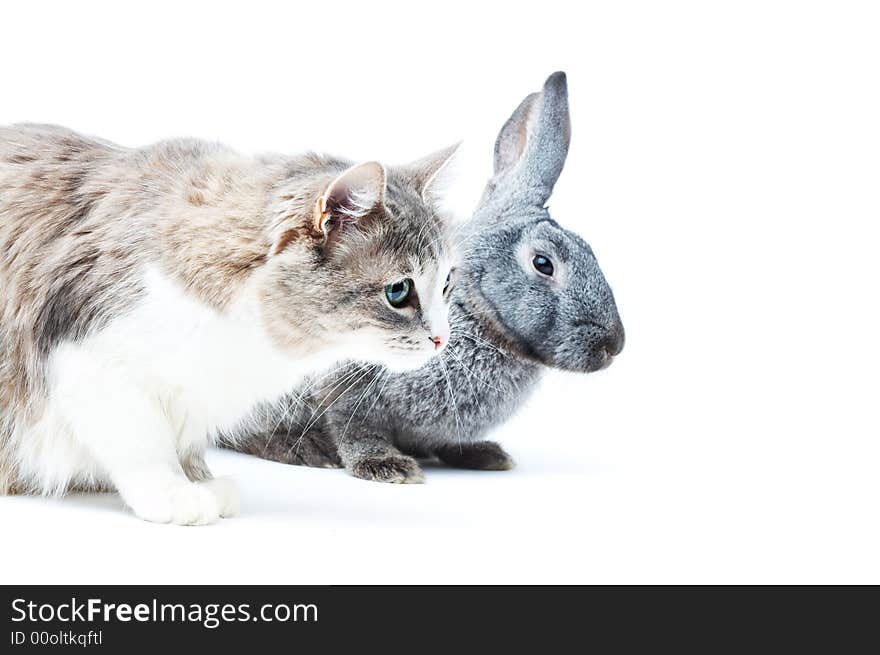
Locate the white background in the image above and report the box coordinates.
[1,1,878,584]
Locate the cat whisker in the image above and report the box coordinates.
[286,363,366,445]
[443,346,479,400]
[287,363,378,458]
[264,360,356,450]
[300,362,370,429]
[452,330,510,358]
[445,344,507,395]
[360,368,392,426]
[340,367,384,440]
[262,396,296,451]
[438,357,464,454]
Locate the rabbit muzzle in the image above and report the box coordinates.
[560,317,625,373]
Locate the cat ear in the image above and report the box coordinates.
[493,71,571,203]
[314,161,386,240]
[400,143,461,205]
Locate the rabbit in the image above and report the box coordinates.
[223,71,625,483]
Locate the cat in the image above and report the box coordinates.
[223,72,624,483]
[0,123,457,521]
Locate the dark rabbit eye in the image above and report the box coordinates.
[532,255,554,276]
[385,279,412,307]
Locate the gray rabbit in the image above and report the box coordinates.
[223,72,625,482]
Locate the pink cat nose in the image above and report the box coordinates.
[430,335,445,350]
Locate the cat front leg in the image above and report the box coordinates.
[180,447,213,482]
[434,441,515,471]
[337,428,424,484]
[180,448,240,518]
[53,360,238,524]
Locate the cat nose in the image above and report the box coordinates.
[430,335,445,350]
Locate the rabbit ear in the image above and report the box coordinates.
[493,71,571,203]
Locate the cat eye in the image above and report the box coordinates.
[385,278,413,308]
[532,255,554,277]
[443,269,455,295]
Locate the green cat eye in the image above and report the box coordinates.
[385,279,412,308]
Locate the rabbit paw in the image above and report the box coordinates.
[435,441,515,471]
[350,455,425,484]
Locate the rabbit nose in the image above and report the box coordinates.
[430,335,445,350]
[602,322,625,356]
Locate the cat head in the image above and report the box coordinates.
[261,147,458,372]
[461,72,624,372]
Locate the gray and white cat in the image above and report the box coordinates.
[225,72,624,482]
[0,124,457,521]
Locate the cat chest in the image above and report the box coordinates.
[62,267,310,432]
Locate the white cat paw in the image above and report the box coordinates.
[127,480,221,526]
[200,477,240,518]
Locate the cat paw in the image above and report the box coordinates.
[126,479,222,526]
[201,477,240,518]
[350,455,425,484]
[435,441,515,471]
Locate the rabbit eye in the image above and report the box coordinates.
[532,255,554,277]
[385,279,413,308]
